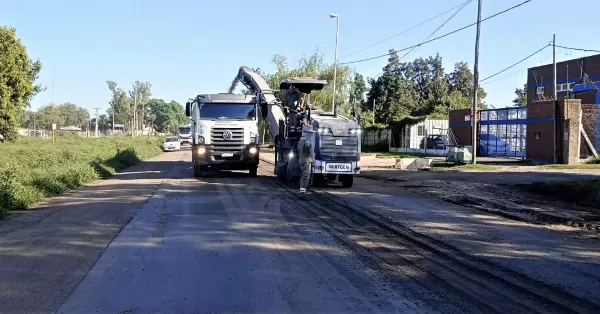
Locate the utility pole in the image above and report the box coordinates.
[470,0,482,164]
[93,108,100,137]
[372,99,376,125]
[552,33,558,164]
[132,89,137,138]
[330,13,340,116]
[111,111,115,134]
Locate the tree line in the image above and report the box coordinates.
[250,49,489,130]
[0,25,188,140]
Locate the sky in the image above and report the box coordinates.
[1,0,599,115]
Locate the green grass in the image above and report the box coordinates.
[537,163,600,170]
[0,136,164,218]
[519,180,600,207]
[432,162,501,171]
[373,152,437,159]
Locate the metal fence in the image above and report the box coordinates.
[581,104,600,158]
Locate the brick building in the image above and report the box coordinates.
[447,54,600,164]
[527,53,600,105]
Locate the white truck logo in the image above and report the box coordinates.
[222,130,233,140]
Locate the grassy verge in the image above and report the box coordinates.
[431,162,501,171]
[537,164,600,170]
[373,151,438,159]
[518,180,600,208]
[0,136,163,218]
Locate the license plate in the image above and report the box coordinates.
[222,152,234,157]
[325,163,352,172]
[335,140,342,146]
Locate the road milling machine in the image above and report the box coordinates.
[230,66,362,188]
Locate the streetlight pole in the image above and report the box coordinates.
[330,13,340,117]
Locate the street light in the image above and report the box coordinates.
[330,13,340,117]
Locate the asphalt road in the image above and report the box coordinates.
[1,150,599,313]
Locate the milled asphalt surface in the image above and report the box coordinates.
[1,149,599,313]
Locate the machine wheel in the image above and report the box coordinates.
[340,175,354,188]
[312,174,325,187]
[277,163,287,182]
[249,166,258,177]
[193,165,203,177]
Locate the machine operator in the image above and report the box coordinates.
[298,118,314,197]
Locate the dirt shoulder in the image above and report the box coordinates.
[259,151,600,230]
[0,151,184,313]
[359,166,600,230]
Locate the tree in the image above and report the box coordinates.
[147,98,187,133]
[30,103,90,130]
[129,81,152,131]
[349,72,366,120]
[512,84,527,106]
[0,26,44,141]
[448,61,487,108]
[106,80,132,129]
[264,50,353,113]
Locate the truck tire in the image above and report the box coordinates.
[277,163,287,182]
[340,175,353,188]
[249,166,258,177]
[193,165,203,177]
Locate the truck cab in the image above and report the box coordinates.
[186,93,260,177]
[177,124,192,146]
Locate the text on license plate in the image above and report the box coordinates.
[222,152,234,157]
[335,139,342,146]
[325,163,352,172]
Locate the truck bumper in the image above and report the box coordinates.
[312,160,360,175]
[193,144,259,170]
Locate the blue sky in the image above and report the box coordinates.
[2,0,598,114]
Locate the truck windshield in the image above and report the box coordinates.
[178,127,191,134]
[199,103,256,120]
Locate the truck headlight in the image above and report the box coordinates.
[197,146,206,154]
[197,136,205,144]
[249,147,257,154]
[318,128,331,134]
[349,128,362,135]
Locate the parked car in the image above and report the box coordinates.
[420,134,448,149]
[162,136,181,152]
[479,133,510,156]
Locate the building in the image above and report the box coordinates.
[403,119,449,149]
[527,53,600,105]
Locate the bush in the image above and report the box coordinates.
[0,136,163,217]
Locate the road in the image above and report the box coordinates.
[0,149,599,313]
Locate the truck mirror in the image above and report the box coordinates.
[185,101,191,117]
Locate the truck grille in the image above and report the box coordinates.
[210,127,245,152]
[320,136,359,160]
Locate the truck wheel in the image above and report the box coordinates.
[340,175,354,188]
[249,166,258,177]
[277,164,287,182]
[193,165,203,177]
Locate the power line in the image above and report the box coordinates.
[341,0,471,59]
[479,44,550,82]
[341,0,533,65]
[555,45,600,53]
[371,0,472,78]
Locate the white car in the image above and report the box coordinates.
[162,136,181,152]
